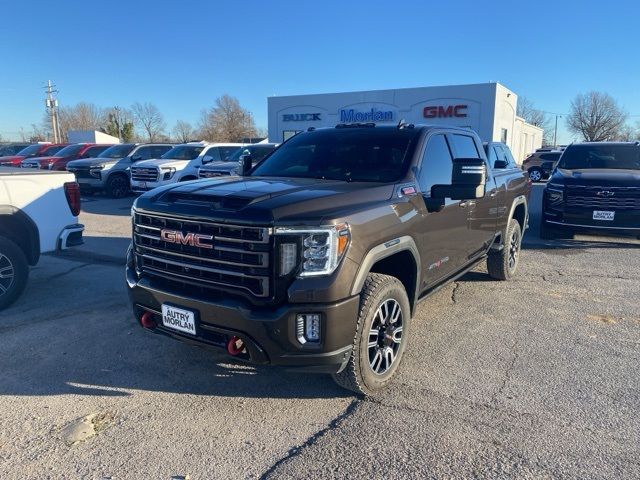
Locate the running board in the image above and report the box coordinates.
[416,256,486,305]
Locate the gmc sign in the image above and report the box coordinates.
[160,229,214,249]
[423,105,468,119]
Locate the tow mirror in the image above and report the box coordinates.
[238,153,253,176]
[431,158,486,201]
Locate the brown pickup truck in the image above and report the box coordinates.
[127,124,531,395]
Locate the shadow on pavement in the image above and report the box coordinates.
[81,194,135,217]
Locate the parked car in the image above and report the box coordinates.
[0,167,83,309]
[522,150,563,182]
[541,142,640,240]
[130,142,244,193]
[66,143,173,198]
[0,143,31,157]
[0,143,67,167]
[198,143,278,178]
[127,125,531,395]
[21,144,112,171]
[483,142,519,170]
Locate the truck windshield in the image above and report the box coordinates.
[99,144,135,159]
[558,144,640,170]
[161,145,204,160]
[55,144,85,157]
[251,128,420,182]
[16,144,46,156]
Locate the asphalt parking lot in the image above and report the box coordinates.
[1,185,638,479]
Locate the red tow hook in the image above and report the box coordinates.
[140,311,156,329]
[227,336,245,356]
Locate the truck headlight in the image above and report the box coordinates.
[275,224,350,277]
[545,186,564,205]
[90,163,113,178]
[161,167,176,180]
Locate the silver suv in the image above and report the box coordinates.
[66,143,173,197]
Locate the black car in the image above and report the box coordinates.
[541,142,640,239]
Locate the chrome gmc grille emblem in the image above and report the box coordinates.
[596,191,615,197]
[160,229,213,249]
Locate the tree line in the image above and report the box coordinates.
[27,94,262,144]
[518,91,639,145]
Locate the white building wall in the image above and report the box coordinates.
[67,130,120,144]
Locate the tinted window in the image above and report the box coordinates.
[42,145,64,156]
[251,146,275,162]
[558,144,640,170]
[503,146,517,166]
[161,145,204,160]
[485,144,497,164]
[252,128,420,182]
[451,134,480,158]
[540,153,561,161]
[150,145,172,158]
[85,145,110,157]
[134,146,157,160]
[418,134,453,195]
[55,144,85,157]
[229,145,276,162]
[16,144,45,157]
[99,144,135,159]
[203,147,221,163]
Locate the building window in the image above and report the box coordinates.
[283,130,302,142]
[501,128,508,143]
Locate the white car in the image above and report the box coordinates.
[130,142,244,193]
[0,167,84,309]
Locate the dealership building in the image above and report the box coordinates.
[267,82,543,162]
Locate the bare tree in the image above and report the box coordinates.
[566,91,627,141]
[131,102,167,142]
[517,97,553,145]
[198,95,257,142]
[57,102,108,141]
[172,120,196,143]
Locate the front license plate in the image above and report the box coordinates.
[137,181,147,189]
[162,304,196,335]
[593,210,615,221]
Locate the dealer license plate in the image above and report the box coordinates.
[136,181,147,189]
[162,304,196,335]
[592,210,615,221]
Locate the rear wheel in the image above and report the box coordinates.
[487,219,522,281]
[528,167,543,182]
[332,273,411,396]
[0,237,29,310]
[105,174,130,198]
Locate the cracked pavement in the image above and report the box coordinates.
[0,185,638,479]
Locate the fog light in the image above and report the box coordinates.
[296,313,321,344]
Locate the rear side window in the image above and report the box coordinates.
[419,134,453,196]
[540,153,561,161]
[451,134,480,158]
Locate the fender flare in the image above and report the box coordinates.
[0,206,40,265]
[507,195,528,230]
[350,235,421,302]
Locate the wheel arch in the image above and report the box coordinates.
[508,195,528,232]
[0,206,40,265]
[350,236,421,314]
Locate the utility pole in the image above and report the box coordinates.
[553,115,562,147]
[44,80,61,143]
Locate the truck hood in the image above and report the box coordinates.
[135,159,188,169]
[552,168,640,187]
[134,176,396,224]
[67,157,120,168]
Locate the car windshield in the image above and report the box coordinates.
[98,144,135,159]
[251,129,420,182]
[54,144,85,157]
[161,145,204,160]
[16,144,45,156]
[558,144,640,170]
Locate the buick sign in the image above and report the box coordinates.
[283,113,321,122]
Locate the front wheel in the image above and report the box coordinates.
[0,237,29,310]
[487,219,522,281]
[528,168,543,182]
[332,273,411,396]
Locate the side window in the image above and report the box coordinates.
[503,146,517,166]
[219,146,239,161]
[252,147,273,162]
[418,134,453,196]
[486,145,497,164]
[135,146,155,160]
[151,146,171,158]
[451,134,480,159]
[493,145,508,168]
[203,147,221,163]
[86,146,107,157]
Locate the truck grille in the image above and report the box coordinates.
[131,167,159,182]
[133,212,272,298]
[566,185,640,210]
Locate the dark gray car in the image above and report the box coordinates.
[67,143,173,197]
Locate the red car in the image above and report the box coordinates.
[21,143,113,170]
[0,143,67,167]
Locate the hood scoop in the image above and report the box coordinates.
[164,191,253,211]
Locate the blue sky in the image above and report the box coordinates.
[1,0,639,143]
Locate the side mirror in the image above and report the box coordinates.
[238,153,253,176]
[431,158,486,200]
[494,159,508,169]
[202,155,214,164]
[131,155,142,162]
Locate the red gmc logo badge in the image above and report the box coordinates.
[160,229,214,249]
[423,105,468,119]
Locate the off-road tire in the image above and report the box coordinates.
[487,219,522,281]
[0,236,29,310]
[105,173,130,198]
[332,273,411,396]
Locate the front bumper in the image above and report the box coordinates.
[58,224,84,249]
[126,262,359,373]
